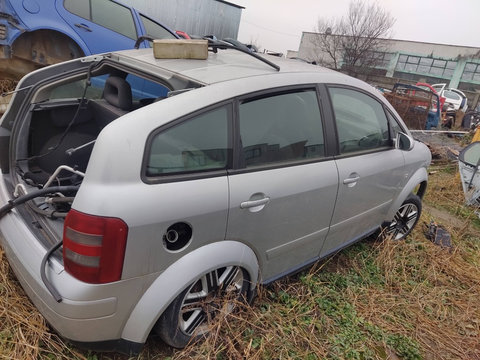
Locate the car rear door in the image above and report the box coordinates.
[56,0,139,54]
[135,12,177,40]
[127,104,233,277]
[226,88,338,282]
[320,86,405,257]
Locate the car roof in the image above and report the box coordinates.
[107,47,399,123]
[113,48,339,85]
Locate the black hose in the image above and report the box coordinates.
[40,240,63,303]
[0,185,79,219]
[0,185,80,302]
[29,204,68,219]
[134,35,155,49]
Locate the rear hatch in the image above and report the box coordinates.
[0,53,199,254]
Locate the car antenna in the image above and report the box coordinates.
[206,38,280,72]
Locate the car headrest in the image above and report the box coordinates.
[104,76,132,111]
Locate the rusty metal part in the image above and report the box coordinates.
[384,91,432,130]
[0,56,41,80]
[0,30,84,80]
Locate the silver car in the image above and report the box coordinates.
[0,41,431,353]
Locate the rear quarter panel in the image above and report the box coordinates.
[4,0,90,54]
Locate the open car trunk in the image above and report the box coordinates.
[3,55,199,252]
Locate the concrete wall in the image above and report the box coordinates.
[122,0,243,39]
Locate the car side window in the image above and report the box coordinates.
[386,111,404,139]
[64,0,89,18]
[239,90,325,167]
[443,90,461,101]
[140,14,176,40]
[328,87,391,154]
[147,106,231,176]
[91,0,137,39]
[125,74,169,100]
[49,74,107,100]
[65,0,137,40]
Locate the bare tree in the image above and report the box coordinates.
[312,18,343,69]
[312,0,395,75]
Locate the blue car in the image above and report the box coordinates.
[0,0,178,79]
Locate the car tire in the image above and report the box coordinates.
[155,266,250,348]
[384,194,422,240]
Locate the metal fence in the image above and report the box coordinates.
[123,0,243,39]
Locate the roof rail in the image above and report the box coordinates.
[206,39,280,72]
[134,36,281,72]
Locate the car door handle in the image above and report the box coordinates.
[343,175,360,185]
[240,197,270,209]
[343,176,360,184]
[75,23,92,32]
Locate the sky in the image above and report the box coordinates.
[228,0,480,55]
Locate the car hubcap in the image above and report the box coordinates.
[387,203,418,240]
[179,266,244,336]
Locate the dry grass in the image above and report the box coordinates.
[170,227,480,360]
[1,145,480,359]
[169,159,480,359]
[0,79,16,94]
[0,249,86,360]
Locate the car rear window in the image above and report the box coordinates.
[147,106,231,176]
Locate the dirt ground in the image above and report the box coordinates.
[0,79,16,114]
[412,131,466,159]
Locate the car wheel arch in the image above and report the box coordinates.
[120,240,259,344]
[11,29,87,64]
[15,28,86,53]
[3,29,88,80]
[385,166,428,223]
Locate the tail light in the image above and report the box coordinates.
[63,209,128,284]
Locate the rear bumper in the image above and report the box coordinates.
[0,175,155,350]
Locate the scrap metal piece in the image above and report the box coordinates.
[384,83,440,130]
[458,141,480,205]
[424,221,452,248]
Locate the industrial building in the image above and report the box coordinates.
[297,32,480,107]
[122,0,244,40]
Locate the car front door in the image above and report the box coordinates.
[320,86,405,257]
[226,88,338,282]
[56,0,139,54]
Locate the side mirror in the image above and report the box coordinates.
[396,132,414,151]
